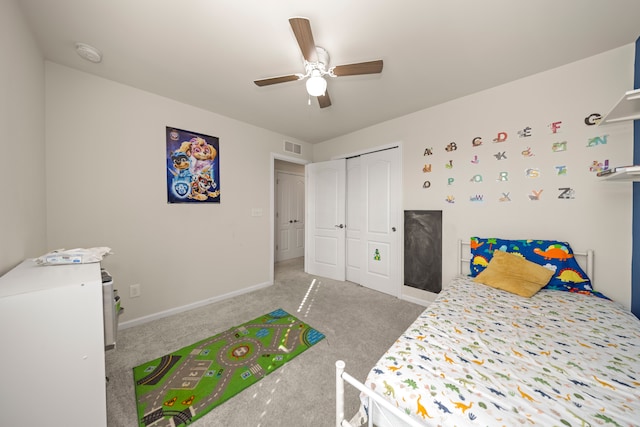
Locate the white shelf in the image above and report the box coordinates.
[599,166,640,181]
[600,88,640,124]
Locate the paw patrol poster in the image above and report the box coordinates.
[166,127,220,203]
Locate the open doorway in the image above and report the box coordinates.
[275,160,305,262]
[270,154,308,283]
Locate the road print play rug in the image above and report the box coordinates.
[133,309,325,426]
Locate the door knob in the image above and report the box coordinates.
[392,227,396,232]
[335,224,344,229]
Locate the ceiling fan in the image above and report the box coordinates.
[254,17,383,108]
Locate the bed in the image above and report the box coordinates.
[336,238,640,427]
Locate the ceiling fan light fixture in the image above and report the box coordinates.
[306,71,327,97]
[253,18,383,108]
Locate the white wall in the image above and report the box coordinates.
[314,45,635,308]
[45,63,312,323]
[0,0,47,274]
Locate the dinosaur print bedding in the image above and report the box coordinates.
[360,275,640,426]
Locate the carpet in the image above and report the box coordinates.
[132,308,325,426]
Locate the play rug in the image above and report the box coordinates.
[132,308,325,426]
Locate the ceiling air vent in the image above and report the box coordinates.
[284,141,302,155]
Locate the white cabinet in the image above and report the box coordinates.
[0,260,107,426]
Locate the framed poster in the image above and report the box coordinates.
[166,127,220,204]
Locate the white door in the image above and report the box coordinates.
[346,157,363,283]
[275,171,305,262]
[359,148,401,296]
[305,159,346,281]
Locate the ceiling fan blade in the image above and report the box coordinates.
[289,17,318,63]
[318,91,331,108]
[332,60,383,77]
[254,74,300,87]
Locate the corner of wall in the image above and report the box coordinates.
[632,35,640,318]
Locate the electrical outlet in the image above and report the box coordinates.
[130,283,141,298]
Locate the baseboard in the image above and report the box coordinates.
[400,293,436,307]
[119,280,273,330]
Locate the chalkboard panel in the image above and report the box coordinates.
[404,210,442,293]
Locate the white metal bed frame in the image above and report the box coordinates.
[335,239,594,427]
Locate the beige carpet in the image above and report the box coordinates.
[105,257,426,427]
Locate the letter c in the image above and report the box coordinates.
[584,113,602,126]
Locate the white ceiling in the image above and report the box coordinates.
[18,0,640,143]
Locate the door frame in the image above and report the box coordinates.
[270,153,309,284]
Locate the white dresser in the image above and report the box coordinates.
[0,259,107,426]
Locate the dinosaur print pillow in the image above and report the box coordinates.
[469,237,599,296]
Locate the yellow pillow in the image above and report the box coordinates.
[473,250,554,297]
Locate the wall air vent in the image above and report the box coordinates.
[284,141,302,155]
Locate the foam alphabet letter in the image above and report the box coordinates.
[550,121,562,134]
[518,127,532,138]
[558,187,575,199]
[493,132,508,143]
[587,135,608,147]
[529,189,543,200]
[525,168,540,178]
[584,113,602,126]
[552,141,567,152]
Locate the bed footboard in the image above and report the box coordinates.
[335,360,425,427]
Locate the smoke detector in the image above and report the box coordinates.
[75,43,102,63]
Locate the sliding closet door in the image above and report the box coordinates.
[305,159,346,281]
[305,149,400,294]
[358,148,401,297]
[346,157,363,283]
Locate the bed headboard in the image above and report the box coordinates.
[457,239,594,284]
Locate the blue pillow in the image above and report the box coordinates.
[470,237,594,294]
